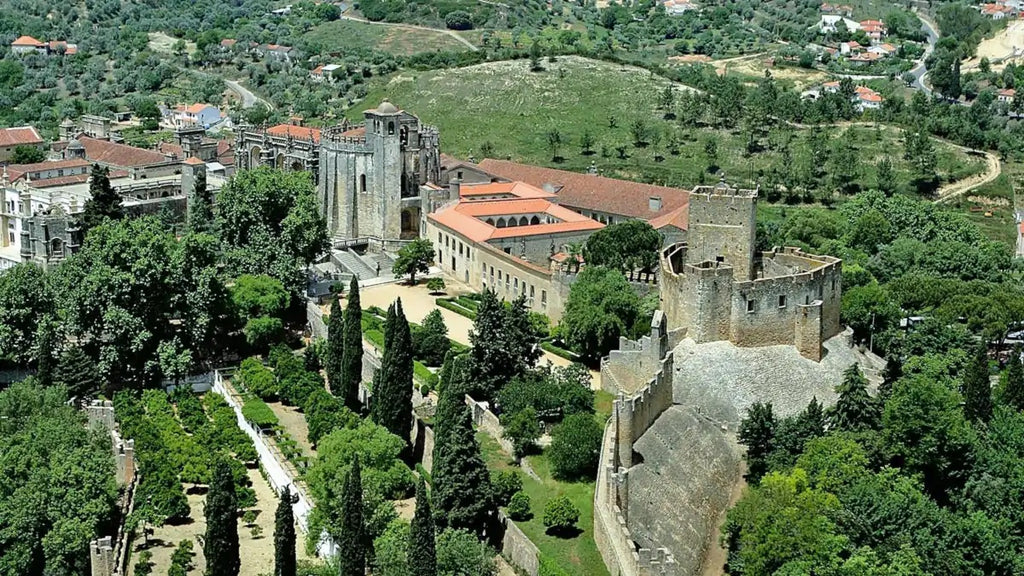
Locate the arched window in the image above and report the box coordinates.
[50,238,63,256]
[530,215,540,225]
[496,217,507,228]
[400,126,408,145]
[388,121,395,135]
[486,218,495,226]
[360,174,367,192]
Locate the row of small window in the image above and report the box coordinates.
[745,288,826,313]
[482,262,547,309]
[438,232,471,261]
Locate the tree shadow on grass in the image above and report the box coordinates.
[544,526,583,539]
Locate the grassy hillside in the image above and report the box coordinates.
[352,57,985,195]
[304,18,471,56]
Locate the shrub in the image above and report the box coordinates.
[492,470,524,506]
[437,298,477,320]
[548,413,603,481]
[279,369,323,407]
[444,9,473,30]
[502,408,541,459]
[436,529,496,576]
[239,357,277,399]
[241,396,279,428]
[542,496,579,534]
[538,554,571,576]
[506,491,532,521]
[427,277,447,293]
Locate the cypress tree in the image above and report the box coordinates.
[963,344,993,423]
[1003,345,1024,411]
[204,459,240,576]
[187,169,213,233]
[408,478,436,576]
[82,164,124,231]
[338,454,366,576]
[469,291,539,400]
[431,360,494,536]
[830,364,879,432]
[326,297,345,396]
[738,401,776,482]
[370,299,413,445]
[54,346,99,399]
[35,318,56,388]
[341,276,363,411]
[274,487,296,576]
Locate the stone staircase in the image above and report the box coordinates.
[365,251,395,277]
[332,249,376,280]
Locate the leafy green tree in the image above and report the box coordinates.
[54,346,99,399]
[393,239,435,285]
[529,39,543,71]
[548,413,603,481]
[561,267,643,360]
[507,492,531,521]
[426,277,446,294]
[204,458,240,576]
[831,365,880,432]
[703,138,719,173]
[542,496,579,534]
[1001,346,1024,411]
[342,276,364,410]
[275,487,296,576]
[468,290,540,399]
[875,157,897,196]
[0,262,54,365]
[10,145,45,164]
[415,309,450,367]
[432,367,494,536]
[82,164,125,232]
[187,169,214,234]
[491,470,523,506]
[503,407,541,459]
[963,344,993,423]
[327,297,345,397]
[338,454,367,576]
[436,529,496,576]
[583,220,662,280]
[408,478,437,576]
[374,520,411,576]
[371,299,414,445]
[739,402,776,482]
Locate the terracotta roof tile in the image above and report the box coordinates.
[477,159,689,227]
[12,35,44,47]
[266,124,321,143]
[460,181,555,199]
[7,158,89,174]
[79,136,170,168]
[0,126,43,147]
[183,157,205,166]
[157,142,184,158]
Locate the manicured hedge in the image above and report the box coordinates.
[241,396,279,428]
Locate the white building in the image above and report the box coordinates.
[818,15,862,34]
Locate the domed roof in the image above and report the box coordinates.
[375,99,399,114]
[67,139,83,150]
[60,118,75,127]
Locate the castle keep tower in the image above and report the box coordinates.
[685,182,757,280]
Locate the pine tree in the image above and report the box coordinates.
[408,478,436,576]
[963,344,993,423]
[1003,345,1024,411]
[341,276,363,411]
[738,402,776,482]
[187,169,214,233]
[204,459,240,576]
[431,364,494,536]
[469,290,540,400]
[35,318,56,388]
[82,164,124,231]
[830,364,879,432]
[370,299,413,445]
[338,454,366,576]
[326,298,345,396]
[54,346,99,399]
[274,487,296,576]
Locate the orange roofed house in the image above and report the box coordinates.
[425,179,604,320]
[0,126,45,163]
[11,35,77,56]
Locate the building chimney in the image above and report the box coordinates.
[649,196,662,212]
[450,179,461,201]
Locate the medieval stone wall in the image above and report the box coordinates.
[498,511,541,576]
[685,185,757,281]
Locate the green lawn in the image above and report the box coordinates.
[351,57,985,195]
[478,432,609,576]
[304,19,471,56]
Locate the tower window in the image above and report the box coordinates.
[457,171,463,180]
[746,299,755,313]
[359,174,366,192]
[388,121,395,135]
[778,295,786,308]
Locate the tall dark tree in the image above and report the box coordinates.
[54,346,99,400]
[274,487,296,576]
[82,164,124,231]
[187,169,214,233]
[204,458,240,576]
[964,344,993,423]
[830,365,880,432]
[338,454,366,576]
[408,478,437,576]
[738,402,776,482]
[1003,346,1024,411]
[34,317,57,388]
[469,290,540,399]
[370,299,413,445]
[341,276,363,411]
[326,298,344,396]
[431,362,494,536]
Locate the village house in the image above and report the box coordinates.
[818,15,862,34]
[981,3,1011,18]
[10,36,77,56]
[998,88,1017,104]
[0,126,45,163]
[859,19,887,43]
[167,103,225,129]
[310,64,343,83]
[662,0,698,15]
[820,3,853,16]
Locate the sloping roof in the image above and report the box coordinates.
[648,204,689,231]
[460,181,556,200]
[78,136,170,168]
[178,103,216,115]
[476,158,690,226]
[0,126,43,147]
[7,158,90,178]
[12,35,44,47]
[183,157,205,166]
[157,141,184,158]
[266,124,321,143]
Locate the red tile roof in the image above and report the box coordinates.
[12,35,44,47]
[221,39,237,47]
[0,126,43,147]
[648,205,688,231]
[340,126,366,139]
[79,136,170,168]
[460,181,556,200]
[999,88,1017,97]
[157,141,185,158]
[476,159,689,227]
[183,157,205,166]
[266,124,321,143]
[7,158,90,177]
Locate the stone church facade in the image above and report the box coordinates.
[235,100,440,250]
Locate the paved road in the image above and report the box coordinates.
[338,14,480,52]
[225,79,273,110]
[910,12,939,95]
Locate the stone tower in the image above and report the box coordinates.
[685,181,757,280]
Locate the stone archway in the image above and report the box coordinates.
[275,153,286,169]
[249,145,263,167]
[400,207,420,240]
[290,159,304,172]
